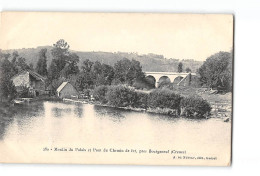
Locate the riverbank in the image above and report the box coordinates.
[63,98,204,119]
[63,86,231,121]
[140,87,232,120]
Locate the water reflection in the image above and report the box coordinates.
[0,117,14,140]
[0,101,231,150]
[94,105,126,122]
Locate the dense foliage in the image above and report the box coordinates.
[0,56,17,101]
[198,51,232,92]
[132,77,155,90]
[106,85,138,107]
[113,58,145,85]
[180,96,211,118]
[36,48,48,77]
[147,88,182,111]
[93,85,109,104]
[135,92,148,109]
[94,85,211,118]
[178,62,183,73]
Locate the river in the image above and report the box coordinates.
[0,101,231,166]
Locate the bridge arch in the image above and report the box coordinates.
[173,76,184,84]
[145,75,156,88]
[144,72,196,88]
[158,76,171,87]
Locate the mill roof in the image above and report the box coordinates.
[57,82,69,93]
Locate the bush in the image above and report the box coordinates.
[180,96,211,118]
[106,85,138,107]
[158,82,173,89]
[135,92,149,109]
[93,85,108,104]
[133,78,155,90]
[148,88,182,111]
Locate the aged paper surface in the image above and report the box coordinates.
[0,12,233,166]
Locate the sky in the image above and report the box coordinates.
[0,12,233,61]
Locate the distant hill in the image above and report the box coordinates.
[1,46,203,72]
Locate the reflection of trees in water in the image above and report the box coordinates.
[51,105,83,118]
[0,102,45,140]
[93,105,126,122]
[52,107,72,117]
[0,117,14,140]
[74,104,83,118]
[15,102,45,118]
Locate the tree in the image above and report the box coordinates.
[91,61,102,75]
[16,57,30,71]
[95,64,114,86]
[51,39,69,74]
[11,51,19,65]
[93,85,109,103]
[60,53,80,78]
[48,39,80,88]
[8,51,28,73]
[75,72,94,91]
[29,63,34,71]
[36,48,48,76]
[178,62,183,73]
[114,58,144,85]
[48,60,60,80]
[0,58,17,101]
[126,59,145,85]
[75,59,96,90]
[82,59,94,73]
[185,67,191,73]
[198,51,232,92]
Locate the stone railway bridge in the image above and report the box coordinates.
[144,72,196,87]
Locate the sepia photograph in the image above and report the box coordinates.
[0,12,233,166]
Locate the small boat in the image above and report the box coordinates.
[13,98,32,105]
[13,99,25,104]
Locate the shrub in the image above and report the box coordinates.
[147,88,182,111]
[133,78,155,90]
[158,82,173,89]
[180,96,211,118]
[93,85,108,104]
[106,85,138,107]
[135,92,149,109]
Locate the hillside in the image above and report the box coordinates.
[1,46,203,72]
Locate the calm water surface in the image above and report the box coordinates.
[0,101,231,164]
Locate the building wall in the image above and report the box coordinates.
[12,72,30,87]
[12,71,46,96]
[58,83,78,98]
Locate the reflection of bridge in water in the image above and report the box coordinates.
[144,72,196,87]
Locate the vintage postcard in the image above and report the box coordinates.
[0,12,233,166]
